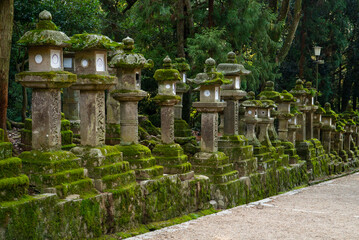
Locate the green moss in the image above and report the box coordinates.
[199,72,231,86]
[17,29,70,47]
[77,74,116,84]
[173,57,190,72]
[153,69,181,82]
[36,20,58,30]
[0,128,4,142]
[111,89,142,94]
[152,94,181,102]
[16,71,77,82]
[139,117,161,136]
[0,174,29,202]
[68,33,121,51]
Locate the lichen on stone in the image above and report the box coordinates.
[68,33,121,51]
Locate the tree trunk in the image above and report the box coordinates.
[208,0,214,28]
[338,63,342,112]
[177,0,185,57]
[298,3,306,79]
[277,0,290,22]
[276,0,302,63]
[184,0,194,35]
[0,0,14,140]
[22,87,27,122]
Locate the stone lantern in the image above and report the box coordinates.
[276,90,295,142]
[152,56,194,180]
[70,33,118,147]
[241,92,261,147]
[257,81,282,143]
[304,82,318,139]
[217,51,249,136]
[333,120,346,159]
[110,37,163,180]
[173,57,191,120]
[321,103,337,153]
[313,102,325,140]
[287,104,301,145]
[191,58,241,208]
[343,120,356,159]
[257,99,276,148]
[16,11,93,197]
[290,79,311,142]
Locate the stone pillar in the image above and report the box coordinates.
[223,100,238,135]
[256,100,275,147]
[241,92,261,146]
[275,91,295,141]
[201,113,219,152]
[313,103,324,140]
[173,58,190,120]
[296,113,306,142]
[32,89,62,151]
[79,91,106,146]
[161,105,175,144]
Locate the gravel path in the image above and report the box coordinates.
[129,173,359,240]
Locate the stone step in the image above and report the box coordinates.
[42,168,87,186]
[192,163,234,176]
[163,162,192,174]
[0,174,29,202]
[212,170,239,184]
[156,155,188,166]
[255,152,271,162]
[235,158,257,177]
[55,178,94,198]
[191,152,230,166]
[0,157,22,179]
[152,144,185,157]
[135,165,164,180]
[0,142,13,160]
[92,161,131,178]
[258,158,276,171]
[116,144,152,161]
[127,157,156,170]
[97,170,136,191]
[22,156,82,175]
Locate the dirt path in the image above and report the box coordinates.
[129,173,359,240]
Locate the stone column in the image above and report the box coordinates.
[161,105,175,144]
[201,113,219,152]
[241,92,261,147]
[256,101,274,147]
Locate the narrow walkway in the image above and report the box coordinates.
[129,173,359,240]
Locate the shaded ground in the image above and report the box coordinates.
[129,173,359,240]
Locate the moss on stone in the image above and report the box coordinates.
[77,74,116,84]
[18,29,70,47]
[36,20,58,30]
[152,94,181,102]
[68,33,121,51]
[16,71,77,82]
[153,69,181,82]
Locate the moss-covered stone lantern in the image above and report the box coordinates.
[217,51,250,136]
[241,92,262,147]
[173,57,191,120]
[313,102,325,140]
[257,81,281,143]
[290,79,311,142]
[110,37,163,180]
[151,56,194,180]
[69,33,118,147]
[191,58,241,208]
[288,104,301,144]
[257,99,277,148]
[16,11,93,198]
[304,82,318,139]
[321,103,337,153]
[276,90,295,141]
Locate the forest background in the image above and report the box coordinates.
[3,0,359,130]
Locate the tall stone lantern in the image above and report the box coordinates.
[110,37,163,180]
[152,56,194,180]
[241,92,261,147]
[191,58,241,208]
[313,102,325,139]
[16,11,93,197]
[321,103,337,153]
[304,82,318,139]
[287,104,301,144]
[70,33,118,147]
[290,79,311,142]
[217,52,249,135]
[256,99,277,148]
[173,57,191,120]
[276,90,295,142]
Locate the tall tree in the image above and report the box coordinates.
[0,0,14,140]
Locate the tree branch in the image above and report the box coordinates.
[276,0,302,63]
[277,0,290,22]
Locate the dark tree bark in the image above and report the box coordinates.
[0,0,14,140]
[298,3,306,79]
[208,0,214,28]
[277,0,303,63]
[177,0,186,57]
[269,0,278,13]
[338,63,342,112]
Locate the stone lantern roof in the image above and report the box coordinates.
[18,10,70,48]
[109,37,152,69]
[290,79,309,96]
[290,104,302,116]
[217,52,251,76]
[173,57,190,72]
[314,102,326,115]
[68,33,121,51]
[153,56,181,83]
[257,81,281,101]
[323,102,338,119]
[280,90,295,102]
[192,58,231,86]
[241,92,262,108]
